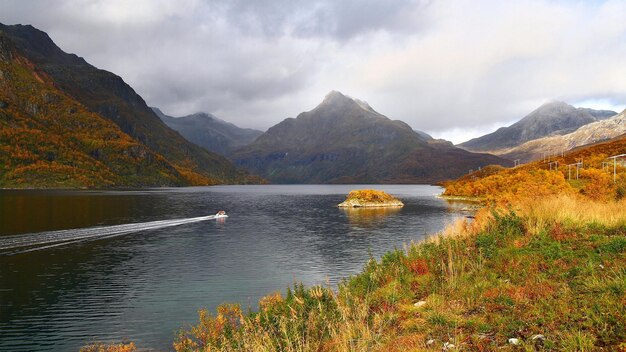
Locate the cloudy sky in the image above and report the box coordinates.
[2,0,626,143]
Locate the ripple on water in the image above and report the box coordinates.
[0,185,463,351]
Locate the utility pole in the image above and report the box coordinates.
[549,161,558,171]
[606,154,626,183]
[568,164,572,180]
[567,161,582,180]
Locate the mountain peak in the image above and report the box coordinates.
[320,90,375,113]
[531,100,574,115]
[322,90,350,104]
[234,90,510,183]
[0,23,86,65]
[459,100,617,152]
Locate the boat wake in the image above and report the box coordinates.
[0,215,219,255]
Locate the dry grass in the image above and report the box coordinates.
[516,194,626,234]
[80,342,136,352]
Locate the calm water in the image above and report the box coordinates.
[0,185,466,351]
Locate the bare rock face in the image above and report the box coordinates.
[459,101,617,153]
[337,190,404,208]
[499,109,626,162]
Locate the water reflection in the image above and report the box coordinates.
[0,185,463,351]
[340,206,402,227]
[442,199,482,213]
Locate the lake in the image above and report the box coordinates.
[0,185,467,351]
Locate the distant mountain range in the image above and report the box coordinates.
[3,23,621,188]
[0,23,254,187]
[497,109,626,162]
[232,91,510,183]
[459,101,617,153]
[152,108,262,156]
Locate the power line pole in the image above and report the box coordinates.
[606,154,626,183]
[549,161,558,171]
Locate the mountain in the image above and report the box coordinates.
[152,108,262,156]
[0,31,185,187]
[498,109,626,162]
[413,129,433,140]
[0,23,252,187]
[459,101,617,153]
[232,91,510,184]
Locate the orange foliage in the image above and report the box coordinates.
[345,189,398,203]
[444,167,573,203]
[444,135,626,202]
[259,291,284,311]
[404,258,429,275]
[173,166,217,186]
[579,168,614,201]
[0,49,196,187]
[173,304,243,351]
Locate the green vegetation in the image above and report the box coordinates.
[164,196,625,351]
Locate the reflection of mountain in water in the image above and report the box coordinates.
[341,206,402,228]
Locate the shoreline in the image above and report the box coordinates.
[436,194,485,203]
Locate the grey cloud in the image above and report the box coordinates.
[215,0,428,39]
[0,0,625,144]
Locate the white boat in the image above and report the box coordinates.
[215,210,228,218]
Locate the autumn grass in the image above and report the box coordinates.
[517,195,626,234]
[89,192,626,351]
[80,342,136,352]
[159,193,626,351]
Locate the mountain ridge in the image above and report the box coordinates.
[152,107,263,157]
[499,109,626,162]
[233,91,510,184]
[0,23,252,185]
[0,23,255,186]
[0,32,186,187]
[459,101,617,152]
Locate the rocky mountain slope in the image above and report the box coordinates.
[459,101,616,153]
[233,91,510,183]
[152,108,262,156]
[498,109,626,162]
[0,23,252,186]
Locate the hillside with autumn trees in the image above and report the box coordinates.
[443,133,626,203]
[0,24,257,187]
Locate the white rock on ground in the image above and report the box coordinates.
[508,338,520,345]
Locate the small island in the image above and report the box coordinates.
[337,189,404,208]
